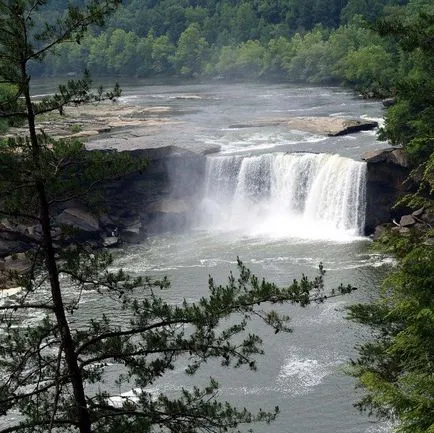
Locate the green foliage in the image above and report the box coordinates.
[0,83,20,131]
[347,245,434,433]
[212,41,266,79]
[378,2,434,165]
[25,0,406,90]
[347,3,434,432]
[173,24,209,77]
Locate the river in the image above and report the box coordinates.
[110,81,392,433]
[32,80,394,432]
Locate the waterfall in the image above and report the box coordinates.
[199,152,367,239]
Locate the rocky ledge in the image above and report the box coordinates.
[6,102,175,141]
[229,116,378,136]
[363,148,412,234]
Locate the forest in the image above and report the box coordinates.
[25,0,426,97]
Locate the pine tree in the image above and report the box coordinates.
[347,5,434,433]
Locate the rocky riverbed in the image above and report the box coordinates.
[6,102,175,141]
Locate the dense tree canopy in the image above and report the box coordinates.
[26,0,423,98]
[347,4,434,433]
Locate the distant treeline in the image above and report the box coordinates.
[22,0,431,96]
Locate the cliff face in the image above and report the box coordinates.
[96,146,209,241]
[363,148,411,234]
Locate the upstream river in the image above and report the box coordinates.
[38,80,393,432]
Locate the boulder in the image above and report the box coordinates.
[3,252,31,273]
[329,119,379,136]
[0,252,32,289]
[229,116,378,136]
[102,236,120,248]
[285,117,378,136]
[382,98,396,108]
[56,208,100,232]
[118,216,143,243]
[145,199,190,233]
[372,224,391,241]
[0,220,35,257]
[392,226,411,236]
[412,207,425,218]
[362,148,408,168]
[399,215,416,227]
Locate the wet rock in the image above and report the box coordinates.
[119,216,143,243]
[372,224,391,241]
[4,252,31,273]
[174,95,202,100]
[119,228,142,243]
[146,199,189,214]
[102,236,120,248]
[362,148,408,167]
[328,119,379,136]
[0,252,32,289]
[382,98,396,108]
[286,117,378,136]
[144,199,191,234]
[0,220,35,257]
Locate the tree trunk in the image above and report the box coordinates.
[23,78,93,433]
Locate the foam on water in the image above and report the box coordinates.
[201,131,326,154]
[276,350,345,395]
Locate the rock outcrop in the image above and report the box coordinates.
[56,208,100,233]
[229,116,378,136]
[363,148,411,234]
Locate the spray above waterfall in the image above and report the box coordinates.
[198,152,367,241]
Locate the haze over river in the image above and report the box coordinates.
[39,81,394,432]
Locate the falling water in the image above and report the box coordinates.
[199,152,367,239]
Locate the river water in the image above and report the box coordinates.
[28,81,393,432]
[107,82,393,432]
